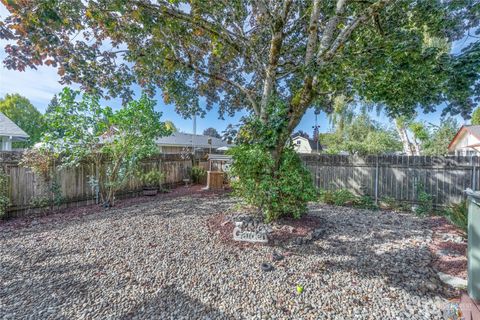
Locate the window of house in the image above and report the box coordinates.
[296,140,301,145]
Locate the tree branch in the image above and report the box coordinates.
[304,0,322,65]
[316,0,347,61]
[134,1,245,53]
[260,0,293,121]
[163,35,260,115]
[319,0,393,63]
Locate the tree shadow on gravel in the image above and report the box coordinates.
[1,193,236,241]
[268,206,460,300]
[280,217,458,301]
[120,285,233,320]
[0,261,100,318]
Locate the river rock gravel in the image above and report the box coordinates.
[0,193,454,319]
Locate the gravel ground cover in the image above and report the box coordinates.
[0,192,457,319]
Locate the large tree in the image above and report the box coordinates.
[0,93,45,146]
[1,0,479,217]
[1,1,478,149]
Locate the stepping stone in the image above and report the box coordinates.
[437,272,467,290]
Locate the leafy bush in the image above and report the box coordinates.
[355,195,378,210]
[49,179,65,207]
[443,200,467,232]
[191,166,207,184]
[0,170,10,219]
[39,88,170,206]
[140,170,164,188]
[380,196,411,212]
[319,188,364,207]
[318,189,334,205]
[415,183,434,216]
[332,189,356,206]
[229,145,316,222]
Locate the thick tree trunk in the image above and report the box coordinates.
[412,138,421,156]
[395,119,413,156]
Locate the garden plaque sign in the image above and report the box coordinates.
[233,222,268,243]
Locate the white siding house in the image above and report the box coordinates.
[291,135,322,154]
[156,132,231,154]
[0,112,29,151]
[448,125,480,156]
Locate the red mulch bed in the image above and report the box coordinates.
[207,213,324,247]
[0,185,229,232]
[428,216,467,279]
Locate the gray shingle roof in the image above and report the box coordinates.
[156,132,230,149]
[0,112,29,138]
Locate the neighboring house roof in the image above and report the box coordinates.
[291,134,323,152]
[0,112,29,139]
[448,125,480,151]
[156,132,231,149]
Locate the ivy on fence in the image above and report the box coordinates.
[0,168,10,218]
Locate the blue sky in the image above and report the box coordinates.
[0,4,476,136]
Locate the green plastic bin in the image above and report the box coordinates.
[465,188,480,301]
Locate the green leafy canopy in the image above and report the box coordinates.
[1,0,478,120]
[39,87,170,205]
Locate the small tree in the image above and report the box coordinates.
[164,120,178,133]
[41,88,169,206]
[203,127,221,139]
[321,114,401,155]
[0,94,45,147]
[472,108,480,125]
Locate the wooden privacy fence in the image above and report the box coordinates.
[2,151,478,214]
[0,152,205,215]
[301,154,480,206]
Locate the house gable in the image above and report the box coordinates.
[448,125,480,154]
[292,136,312,153]
[0,112,29,139]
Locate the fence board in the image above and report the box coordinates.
[0,152,193,214]
[300,154,479,206]
[2,152,479,214]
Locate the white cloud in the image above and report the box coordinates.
[0,5,63,111]
[0,61,63,109]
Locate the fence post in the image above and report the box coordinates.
[374,156,379,204]
[472,156,477,191]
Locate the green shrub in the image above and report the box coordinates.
[332,189,356,206]
[443,200,467,233]
[380,196,411,212]
[381,196,399,210]
[49,180,65,207]
[229,145,316,222]
[140,170,165,188]
[0,170,10,219]
[318,189,334,205]
[191,166,207,184]
[355,195,378,210]
[415,183,434,216]
[318,188,362,207]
